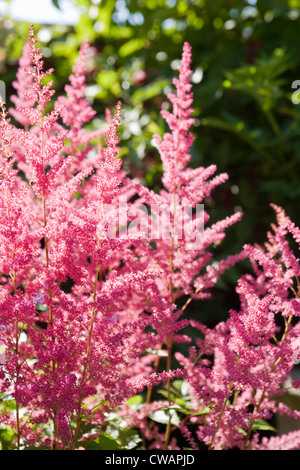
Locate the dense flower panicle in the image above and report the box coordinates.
[95,101,123,203]
[174,205,300,450]
[9,42,36,128]
[131,42,243,314]
[179,423,199,450]
[0,29,159,448]
[26,25,55,113]
[59,38,96,129]
[9,27,70,198]
[57,37,107,174]
[0,27,299,451]
[254,430,300,450]
[152,42,195,192]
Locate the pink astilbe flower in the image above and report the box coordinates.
[126,43,244,385]
[152,42,195,191]
[57,38,107,173]
[254,430,300,450]
[12,26,68,197]
[9,42,36,128]
[58,38,96,133]
[114,42,245,450]
[179,422,199,450]
[175,205,300,450]
[0,28,171,450]
[129,43,243,312]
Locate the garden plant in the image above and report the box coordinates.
[0,25,300,451]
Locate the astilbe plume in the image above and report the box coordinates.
[0,26,182,450]
[128,42,244,332]
[56,37,108,174]
[175,204,300,450]
[118,42,245,449]
[9,42,36,129]
[0,27,299,451]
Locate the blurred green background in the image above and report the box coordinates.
[1,0,300,321]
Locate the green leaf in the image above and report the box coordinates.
[97,70,121,96]
[118,429,142,450]
[148,408,180,426]
[171,380,184,391]
[73,192,83,199]
[252,419,276,433]
[238,419,276,437]
[126,394,143,407]
[98,433,121,450]
[157,389,185,406]
[176,407,211,416]
[119,38,146,57]
[104,413,142,449]
[237,427,247,437]
[201,116,273,160]
[132,79,170,106]
[146,348,168,357]
[0,428,15,450]
[51,0,61,9]
[81,432,120,450]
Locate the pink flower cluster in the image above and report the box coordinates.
[0,26,299,450]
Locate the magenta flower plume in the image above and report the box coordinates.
[152,42,195,191]
[175,205,300,450]
[9,42,36,128]
[57,37,107,174]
